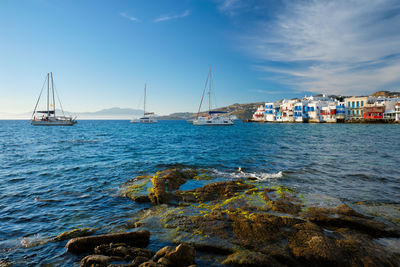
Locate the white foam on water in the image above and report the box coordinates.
[211,168,283,181]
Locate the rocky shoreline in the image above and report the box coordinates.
[62,168,400,266]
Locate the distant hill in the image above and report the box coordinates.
[0,107,144,120]
[370,91,400,98]
[157,102,264,120]
[77,107,143,119]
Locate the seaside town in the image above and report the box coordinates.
[251,91,400,123]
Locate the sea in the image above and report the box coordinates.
[0,120,399,266]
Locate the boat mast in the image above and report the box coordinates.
[51,72,56,117]
[208,65,211,113]
[47,73,50,117]
[144,84,146,116]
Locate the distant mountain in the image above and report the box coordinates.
[0,107,144,120]
[77,107,144,119]
[156,102,264,121]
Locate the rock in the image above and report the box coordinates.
[156,257,171,265]
[132,195,151,203]
[132,256,150,266]
[152,246,175,262]
[287,222,346,265]
[121,169,400,267]
[80,254,112,267]
[222,250,284,267]
[54,228,95,241]
[149,169,189,204]
[138,260,163,267]
[94,243,154,261]
[152,244,195,267]
[304,205,400,238]
[164,244,196,267]
[66,231,150,254]
[178,180,254,203]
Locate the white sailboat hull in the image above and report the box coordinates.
[31,117,77,126]
[193,116,233,126]
[130,117,158,123]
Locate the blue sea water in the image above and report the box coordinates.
[0,120,399,266]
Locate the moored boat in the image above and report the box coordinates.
[131,84,158,124]
[193,66,233,126]
[31,73,77,126]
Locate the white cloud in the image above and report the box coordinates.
[235,0,400,95]
[120,12,140,22]
[154,10,190,23]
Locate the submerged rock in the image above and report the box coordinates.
[149,169,194,204]
[55,228,95,241]
[66,230,150,254]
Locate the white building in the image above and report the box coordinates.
[395,103,400,121]
[376,97,400,120]
[281,99,298,122]
[252,105,265,121]
[294,101,308,122]
[264,102,277,122]
[320,101,337,123]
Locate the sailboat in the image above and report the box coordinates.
[130,84,157,123]
[31,72,77,126]
[193,66,233,126]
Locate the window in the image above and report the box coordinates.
[352,101,355,108]
[348,110,350,115]
[357,110,359,115]
[356,101,359,108]
[348,102,351,107]
[353,110,355,115]
[361,101,364,106]
[361,110,363,115]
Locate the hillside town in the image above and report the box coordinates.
[251,91,400,123]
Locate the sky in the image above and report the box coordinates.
[1,0,400,115]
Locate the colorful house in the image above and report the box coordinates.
[344,96,370,120]
[252,105,265,121]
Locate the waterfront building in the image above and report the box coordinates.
[344,96,370,120]
[252,93,399,123]
[320,101,337,122]
[294,101,308,122]
[336,102,346,122]
[395,103,400,121]
[252,105,265,121]
[307,101,321,122]
[380,97,400,120]
[264,102,278,122]
[363,106,385,120]
[281,99,297,122]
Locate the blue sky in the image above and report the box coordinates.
[1,0,400,115]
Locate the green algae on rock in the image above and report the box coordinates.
[54,228,96,241]
[121,168,400,266]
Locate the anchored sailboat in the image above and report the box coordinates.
[193,66,233,126]
[130,84,157,123]
[31,72,77,126]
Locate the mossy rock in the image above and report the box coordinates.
[55,228,95,241]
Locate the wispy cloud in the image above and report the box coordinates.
[154,9,190,23]
[120,12,140,22]
[227,0,400,95]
